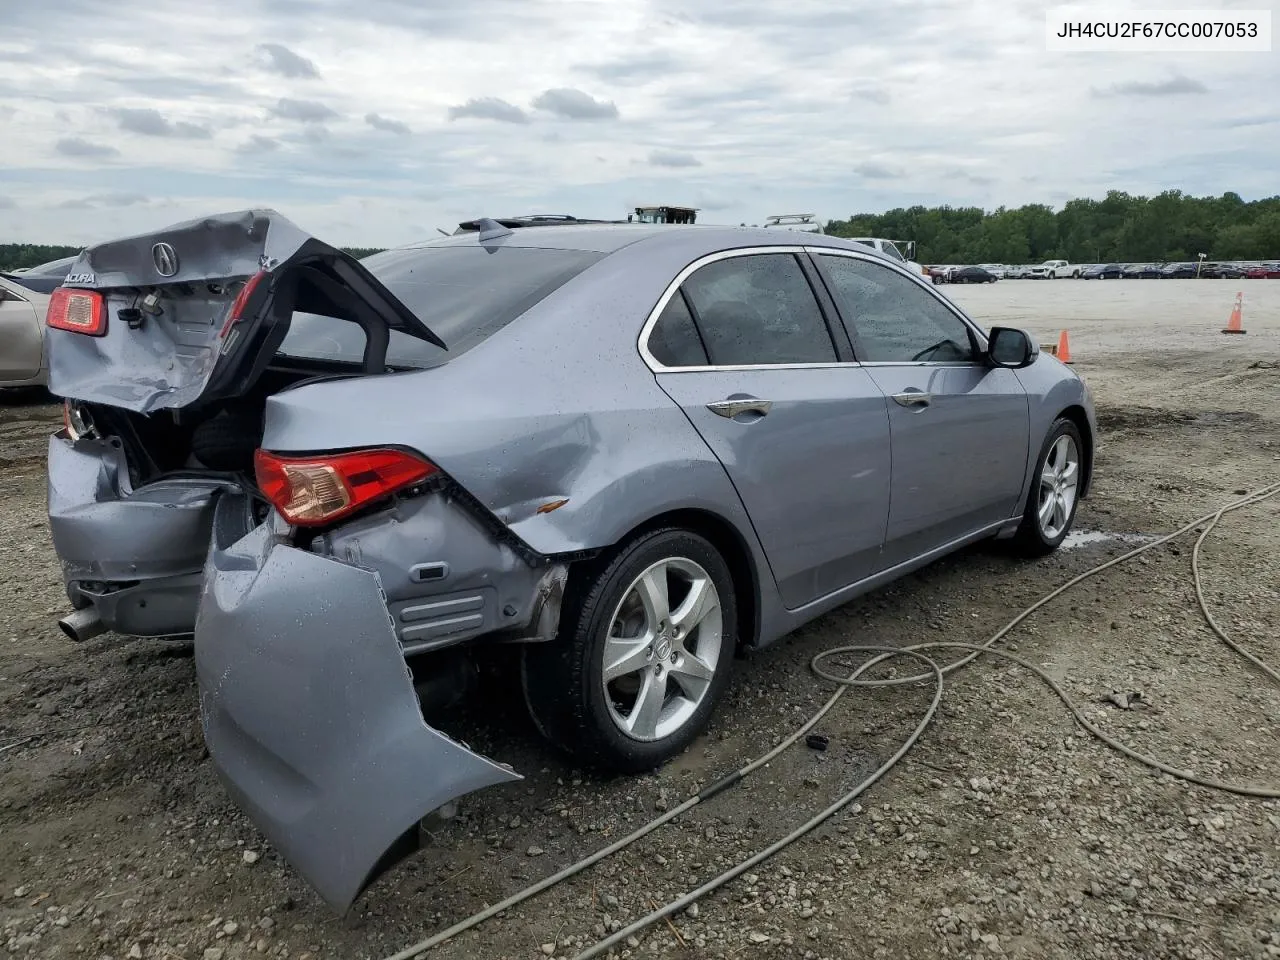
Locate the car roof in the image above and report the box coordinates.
[393,224,901,259]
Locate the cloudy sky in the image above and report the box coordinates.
[0,0,1276,247]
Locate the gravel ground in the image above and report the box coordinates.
[1,279,1278,960]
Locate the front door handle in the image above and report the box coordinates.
[891,391,932,408]
[707,398,773,419]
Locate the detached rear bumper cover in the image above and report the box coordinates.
[195,499,521,913]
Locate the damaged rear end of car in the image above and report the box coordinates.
[44,209,597,911]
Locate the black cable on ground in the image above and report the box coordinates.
[380,480,1280,960]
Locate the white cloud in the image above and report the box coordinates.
[0,0,1275,245]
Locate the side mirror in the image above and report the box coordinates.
[987,326,1038,368]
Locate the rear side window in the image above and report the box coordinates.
[279,245,604,368]
[647,293,708,367]
[678,253,836,366]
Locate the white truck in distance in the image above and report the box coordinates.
[758,219,926,278]
[1028,259,1080,279]
[848,237,926,278]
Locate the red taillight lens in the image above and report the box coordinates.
[253,447,437,526]
[46,288,106,336]
[219,270,268,339]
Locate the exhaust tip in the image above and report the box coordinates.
[57,608,106,643]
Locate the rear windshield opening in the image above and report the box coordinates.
[278,245,604,369]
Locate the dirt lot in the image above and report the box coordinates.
[2,279,1278,960]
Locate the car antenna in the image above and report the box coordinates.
[474,217,514,242]
[436,227,449,237]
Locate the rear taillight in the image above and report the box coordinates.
[219,270,268,339]
[46,288,106,336]
[253,447,437,526]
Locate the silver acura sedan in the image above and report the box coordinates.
[45,210,1095,912]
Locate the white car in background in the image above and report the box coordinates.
[0,274,53,389]
[978,263,1008,279]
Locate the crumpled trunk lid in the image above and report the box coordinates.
[48,209,443,414]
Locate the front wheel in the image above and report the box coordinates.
[1010,418,1084,556]
[522,528,737,773]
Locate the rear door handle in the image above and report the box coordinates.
[891,391,932,408]
[707,398,773,419]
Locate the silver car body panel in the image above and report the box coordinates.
[196,496,520,912]
[47,434,229,635]
[44,214,1096,913]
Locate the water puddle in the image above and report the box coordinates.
[1061,530,1155,550]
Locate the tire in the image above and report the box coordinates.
[1049,272,1057,279]
[522,528,737,773]
[1010,418,1084,557]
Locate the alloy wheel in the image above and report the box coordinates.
[1037,434,1080,540]
[601,557,724,742]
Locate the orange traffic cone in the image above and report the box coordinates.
[1222,292,1246,334]
[1054,330,1072,363]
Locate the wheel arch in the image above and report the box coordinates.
[1057,404,1094,497]
[591,507,763,652]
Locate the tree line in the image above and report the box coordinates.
[0,244,387,272]
[824,190,1280,264]
[4,190,1278,271]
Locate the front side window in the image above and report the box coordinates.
[678,253,836,366]
[819,254,976,363]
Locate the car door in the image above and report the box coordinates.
[0,280,43,382]
[811,250,1030,568]
[643,248,893,610]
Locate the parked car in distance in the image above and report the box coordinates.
[1037,259,1079,279]
[1122,263,1162,279]
[1161,262,1199,278]
[1201,262,1246,279]
[1243,264,1269,279]
[1003,264,1031,279]
[978,263,1007,279]
[46,209,1096,914]
[927,265,957,284]
[0,255,77,294]
[0,275,52,389]
[1263,262,1280,279]
[949,266,998,284]
[1082,263,1124,279]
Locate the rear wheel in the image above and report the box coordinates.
[1011,418,1083,556]
[522,528,736,773]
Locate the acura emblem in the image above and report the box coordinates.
[151,242,179,277]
